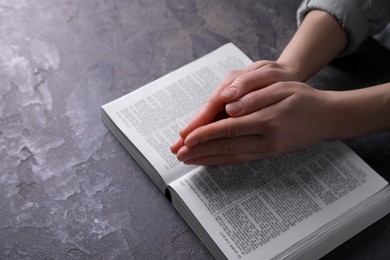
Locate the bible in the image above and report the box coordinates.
[101,43,390,260]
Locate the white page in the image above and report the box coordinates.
[169,141,388,260]
[102,43,252,185]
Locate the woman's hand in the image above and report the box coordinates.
[170,9,354,165]
[170,60,301,154]
[174,82,336,165]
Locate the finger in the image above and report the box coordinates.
[177,135,264,162]
[170,137,184,154]
[183,153,267,165]
[184,114,263,148]
[179,70,242,139]
[219,63,293,103]
[179,96,223,139]
[226,82,295,116]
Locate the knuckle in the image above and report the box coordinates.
[266,140,283,158]
[273,81,290,90]
[224,70,241,81]
[264,68,280,82]
[204,97,212,104]
[227,154,241,165]
[243,91,261,111]
[249,60,272,70]
[234,73,252,87]
[247,61,264,71]
[263,120,279,136]
[203,96,219,108]
[263,62,279,69]
[223,142,236,155]
[225,118,239,137]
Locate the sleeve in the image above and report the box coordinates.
[297,0,390,55]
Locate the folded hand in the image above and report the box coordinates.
[170,60,301,154]
[174,82,335,165]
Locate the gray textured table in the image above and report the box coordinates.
[1,1,389,259]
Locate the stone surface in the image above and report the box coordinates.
[0,1,389,259]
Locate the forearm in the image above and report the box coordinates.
[327,83,390,139]
[277,10,348,81]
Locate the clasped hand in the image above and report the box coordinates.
[171,61,334,165]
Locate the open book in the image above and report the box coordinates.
[101,43,390,260]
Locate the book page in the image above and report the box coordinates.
[169,141,388,260]
[102,43,252,185]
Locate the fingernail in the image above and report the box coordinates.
[226,101,243,114]
[179,130,185,138]
[185,138,199,148]
[220,86,238,100]
[177,146,190,161]
[170,145,178,154]
[171,138,181,151]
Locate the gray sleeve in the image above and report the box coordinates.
[297,0,390,55]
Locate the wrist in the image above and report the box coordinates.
[325,84,390,140]
[277,10,347,82]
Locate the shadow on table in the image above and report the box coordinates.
[328,38,390,180]
[330,37,390,87]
